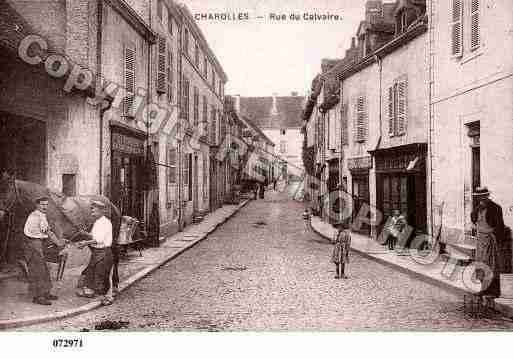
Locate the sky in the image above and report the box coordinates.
[182,0,368,97]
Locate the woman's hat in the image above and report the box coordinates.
[472,186,490,197]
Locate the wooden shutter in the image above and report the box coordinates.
[397,78,408,135]
[211,106,217,144]
[193,87,199,126]
[387,86,395,135]
[123,46,136,117]
[203,96,208,136]
[167,148,176,183]
[157,36,167,94]
[167,15,173,35]
[167,50,173,103]
[181,76,189,121]
[183,153,189,185]
[451,0,463,57]
[203,156,208,200]
[341,104,348,146]
[470,0,480,50]
[355,96,366,143]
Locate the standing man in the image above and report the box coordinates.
[76,201,114,305]
[23,197,62,305]
[471,187,505,296]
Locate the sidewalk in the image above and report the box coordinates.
[309,216,513,318]
[0,199,251,330]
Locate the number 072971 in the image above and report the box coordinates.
[52,339,83,348]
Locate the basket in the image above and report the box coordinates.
[500,274,513,299]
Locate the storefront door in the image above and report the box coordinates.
[378,173,425,233]
[352,173,370,235]
[193,155,199,213]
[111,128,145,221]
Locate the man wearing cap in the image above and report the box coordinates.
[76,200,113,302]
[471,187,505,296]
[23,197,63,305]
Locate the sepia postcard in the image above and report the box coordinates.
[1,0,513,356]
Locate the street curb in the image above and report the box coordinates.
[309,218,470,297]
[0,199,252,330]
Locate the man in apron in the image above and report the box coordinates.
[471,187,506,296]
[76,200,114,304]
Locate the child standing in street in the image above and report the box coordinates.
[332,221,351,279]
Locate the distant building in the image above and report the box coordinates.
[233,93,305,180]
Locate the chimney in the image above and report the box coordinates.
[365,0,383,24]
[271,93,278,116]
[351,37,356,49]
[234,94,241,114]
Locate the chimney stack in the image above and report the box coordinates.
[365,0,383,24]
[234,94,241,114]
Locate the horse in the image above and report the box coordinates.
[0,173,122,291]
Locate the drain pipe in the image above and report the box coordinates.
[97,0,104,195]
[375,54,383,141]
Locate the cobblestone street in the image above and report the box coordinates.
[25,189,513,331]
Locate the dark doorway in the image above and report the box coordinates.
[352,173,371,235]
[0,111,46,184]
[111,128,145,221]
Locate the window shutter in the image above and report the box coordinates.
[203,96,208,136]
[167,51,173,103]
[341,104,348,146]
[193,87,199,126]
[397,78,407,135]
[123,46,136,117]
[183,153,189,186]
[167,15,173,35]
[387,86,395,135]
[168,148,176,184]
[157,36,167,94]
[451,0,463,57]
[355,96,366,143]
[470,0,480,50]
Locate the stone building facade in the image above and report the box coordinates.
[0,0,231,257]
[429,0,513,241]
